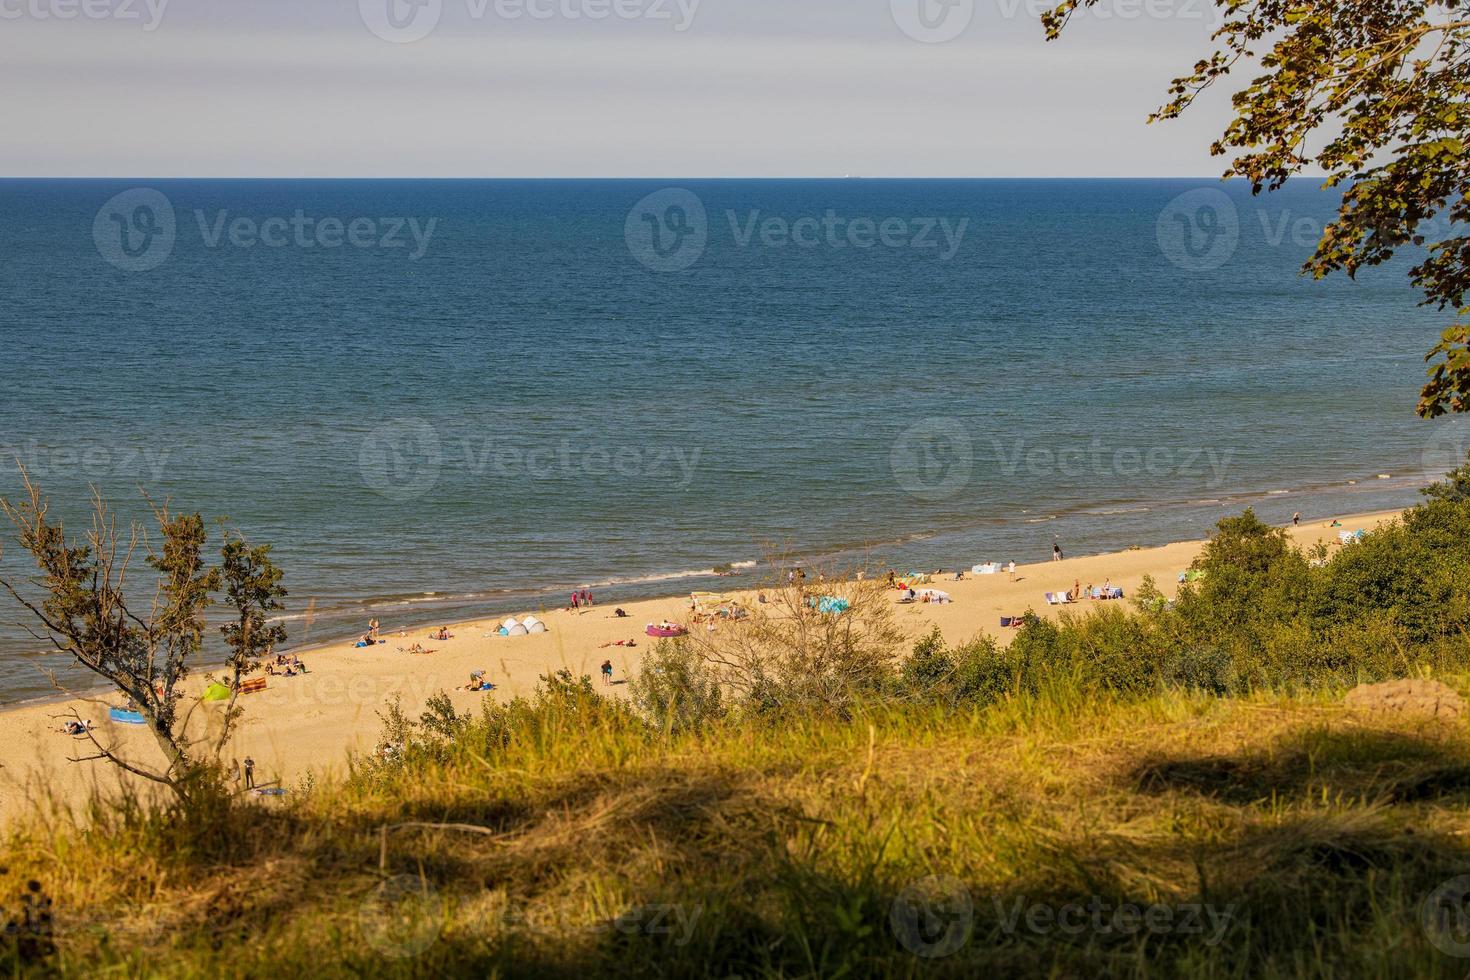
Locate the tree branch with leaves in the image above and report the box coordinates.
[0,470,287,800]
[1045,0,1470,416]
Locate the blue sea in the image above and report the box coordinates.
[0,178,1464,703]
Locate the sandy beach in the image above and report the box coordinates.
[0,509,1404,824]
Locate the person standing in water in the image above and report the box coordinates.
[1292,512,1301,526]
[1053,543,1063,562]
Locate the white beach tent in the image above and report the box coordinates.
[501,618,520,631]
[972,563,1001,575]
[505,622,529,637]
[523,616,547,634]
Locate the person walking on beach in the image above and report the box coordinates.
[601,659,614,685]
[584,589,594,607]
[1008,560,1017,581]
[1292,512,1301,526]
[243,757,255,790]
[571,592,580,613]
[1053,544,1063,562]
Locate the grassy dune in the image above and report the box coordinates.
[4,677,1470,978]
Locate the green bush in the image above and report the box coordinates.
[628,640,726,735]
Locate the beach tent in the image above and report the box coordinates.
[972,563,1001,575]
[501,618,520,631]
[202,683,231,702]
[814,596,851,614]
[523,616,547,634]
[505,622,529,637]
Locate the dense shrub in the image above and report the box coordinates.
[628,640,726,735]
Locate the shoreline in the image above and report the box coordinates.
[0,508,1407,824]
[0,464,1431,707]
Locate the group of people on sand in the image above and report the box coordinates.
[1063,577,1115,603]
[570,589,595,612]
[264,652,308,676]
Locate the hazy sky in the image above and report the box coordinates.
[0,0,1245,176]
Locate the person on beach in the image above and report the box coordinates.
[571,592,581,613]
[886,570,896,587]
[1293,512,1301,526]
[601,660,614,685]
[584,590,594,607]
[1053,544,1063,562]
[230,758,241,787]
[1008,560,1017,581]
[243,757,255,790]
[614,607,628,618]
[369,618,380,640]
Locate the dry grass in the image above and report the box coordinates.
[3,681,1470,977]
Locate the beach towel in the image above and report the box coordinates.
[240,678,268,695]
[108,707,146,725]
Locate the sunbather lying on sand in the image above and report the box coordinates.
[58,719,93,735]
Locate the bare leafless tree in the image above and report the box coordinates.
[678,556,905,713]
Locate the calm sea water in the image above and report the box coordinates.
[0,178,1464,702]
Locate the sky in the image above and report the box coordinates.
[0,0,1247,176]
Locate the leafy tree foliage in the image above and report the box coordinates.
[1045,0,1470,416]
[0,473,286,798]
